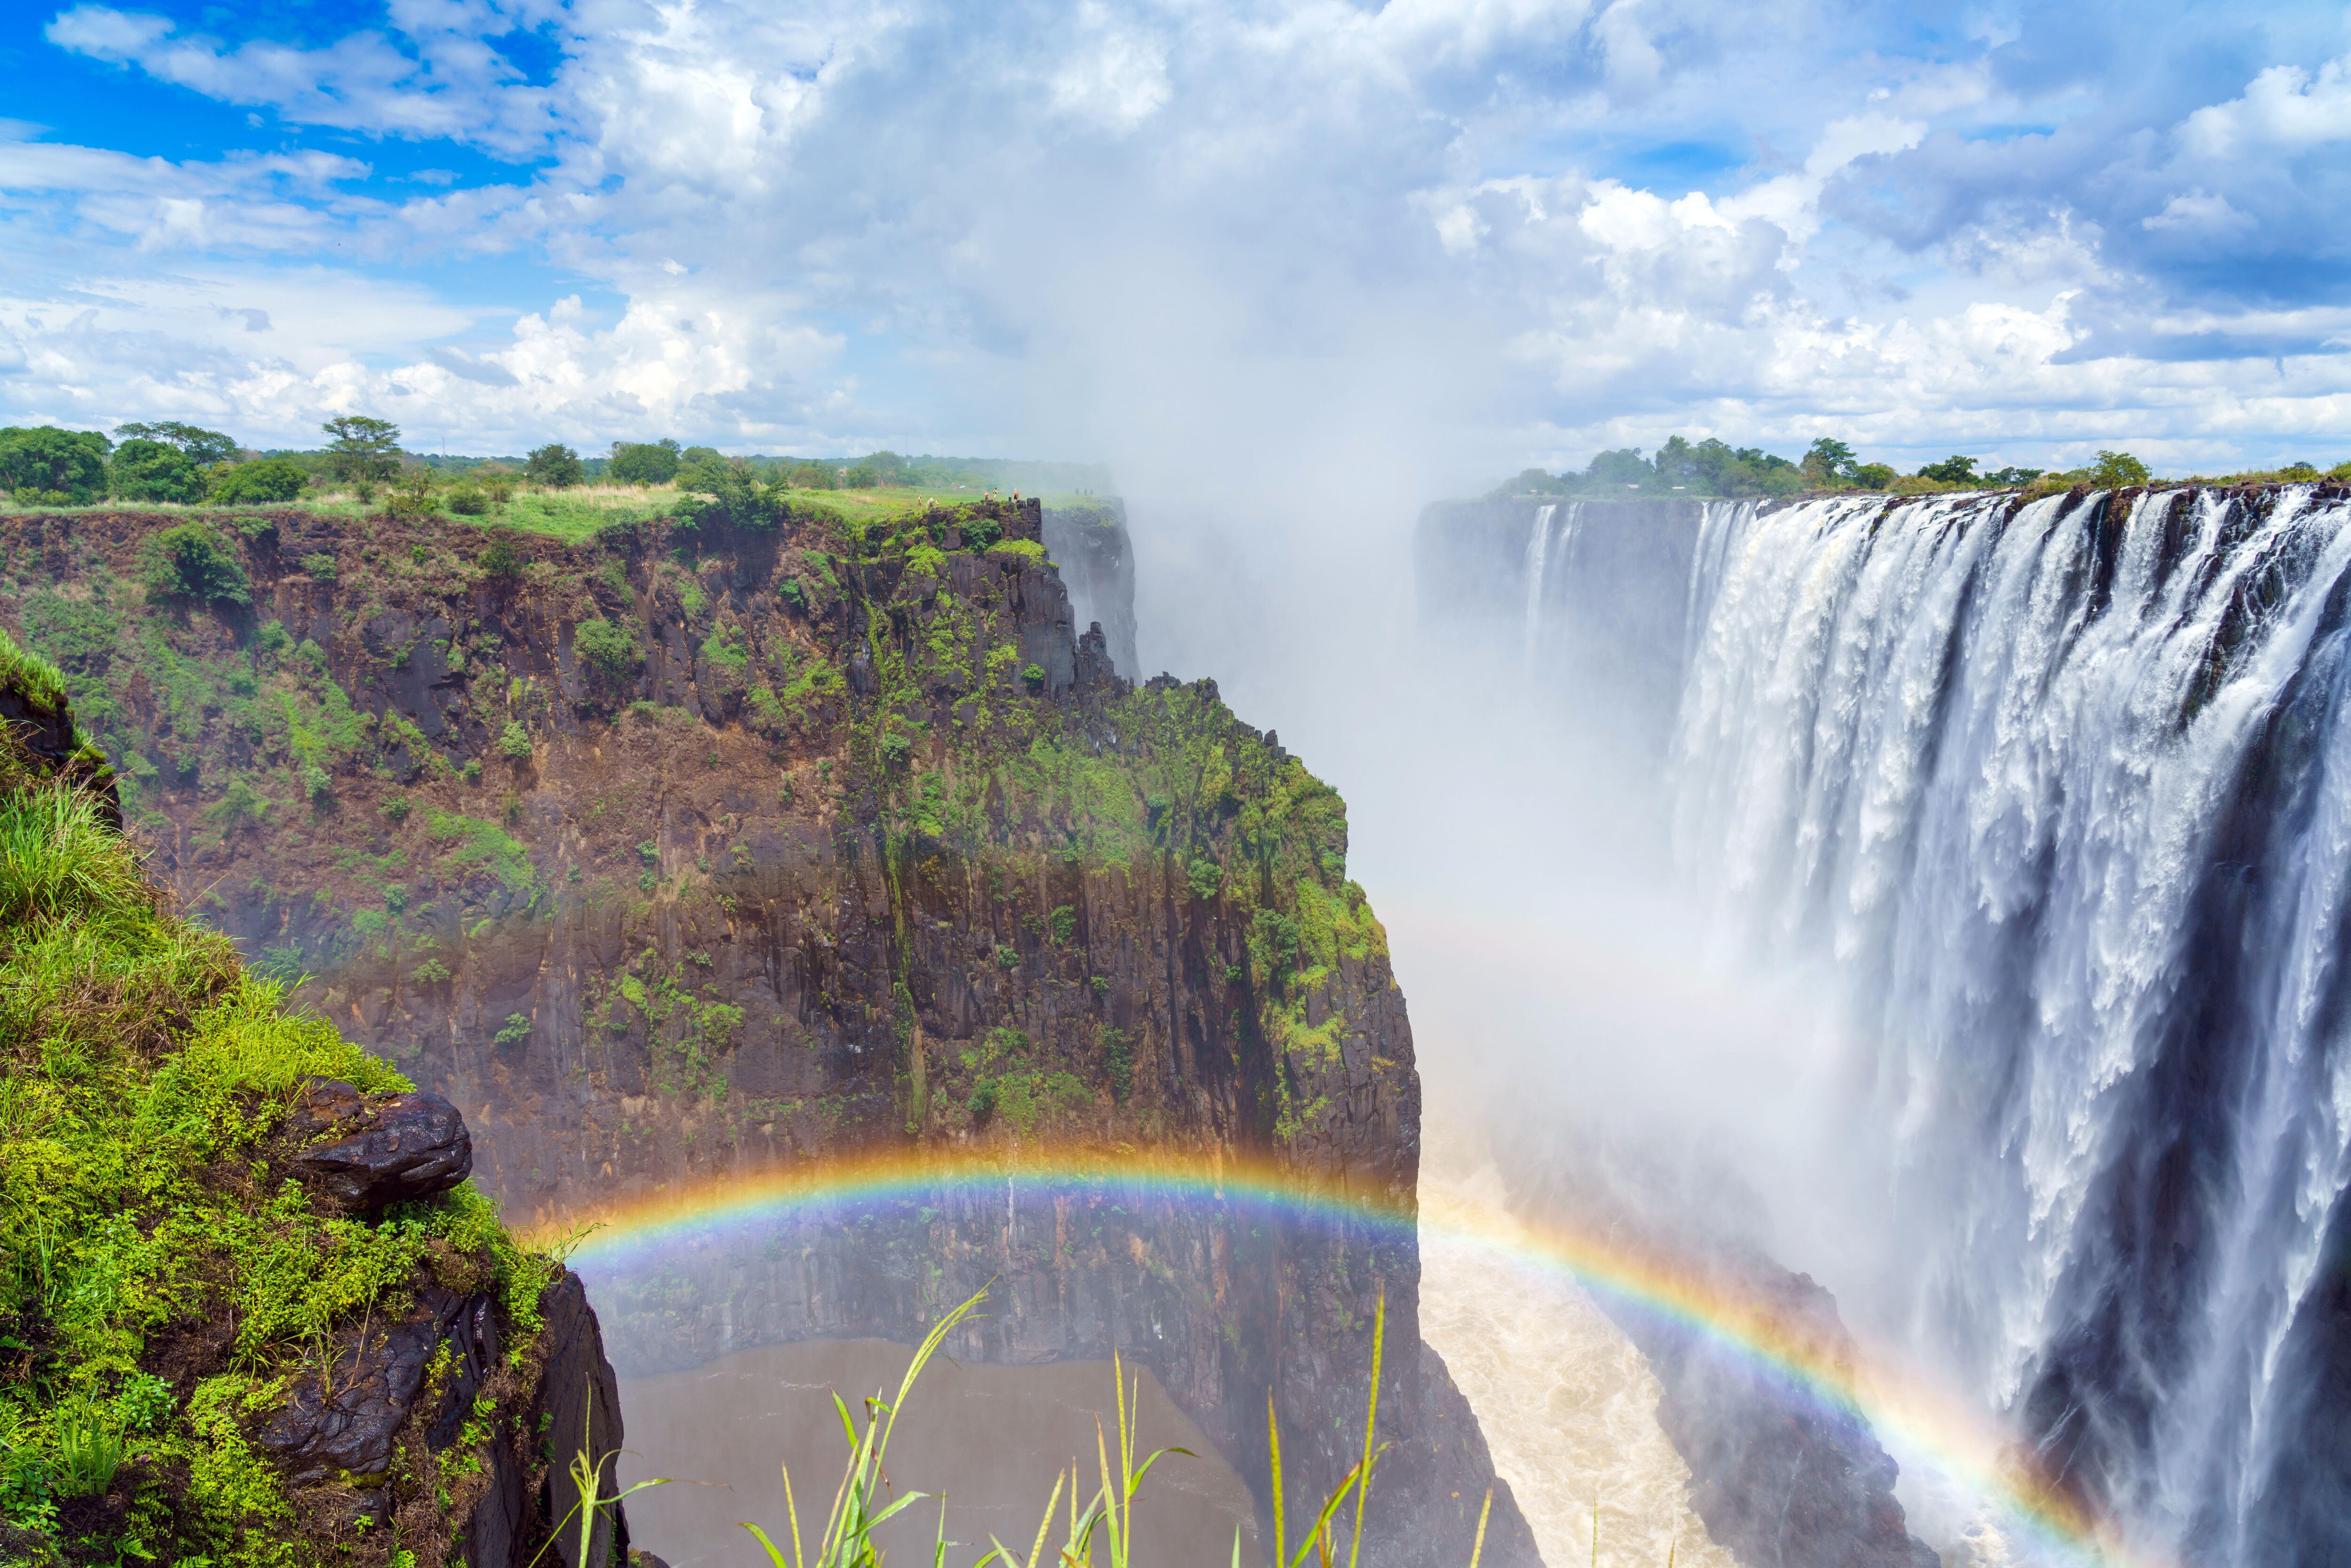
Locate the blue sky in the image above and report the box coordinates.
[1,0,2347,479]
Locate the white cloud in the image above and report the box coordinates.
[2181,55,2351,159]
[44,2,566,156]
[1048,4,1170,133]
[2142,189,2256,234]
[2,0,2346,474]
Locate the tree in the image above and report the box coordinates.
[1803,438,1857,484]
[1985,465,2045,488]
[2090,450,2151,488]
[1853,463,1898,490]
[322,416,402,486]
[141,523,250,604]
[208,457,309,503]
[526,443,584,489]
[115,421,237,467]
[674,445,728,489]
[1918,455,1980,484]
[1585,448,1652,488]
[608,439,682,486]
[0,426,111,503]
[109,439,207,503]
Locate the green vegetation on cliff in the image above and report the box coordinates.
[0,630,566,1566]
[2,489,1397,1221]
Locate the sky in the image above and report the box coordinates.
[2,0,2349,481]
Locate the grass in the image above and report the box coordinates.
[0,479,1114,548]
[0,669,566,1560]
[724,1286,1504,1568]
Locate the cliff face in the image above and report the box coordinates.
[1042,497,1139,678]
[5,500,1535,1568]
[0,628,628,1568]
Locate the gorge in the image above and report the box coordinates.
[3,496,1531,1568]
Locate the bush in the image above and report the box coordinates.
[967,1077,998,1121]
[300,763,332,805]
[1049,904,1077,944]
[960,515,1004,551]
[300,551,337,580]
[109,438,206,503]
[494,1012,531,1044]
[208,457,308,504]
[480,533,526,580]
[141,523,251,604]
[1102,1026,1133,1103]
[609,439,681,485]
[1186,857,1223,900]
[573,619,640,681]
[1023,662,1046,689]
[0,425,110,503]
[446,482,489,515]
[499,721,532,758]
[525,443,584,489]
[386,474,440,518]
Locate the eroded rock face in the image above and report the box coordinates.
[5,502,1537,1568]
[254,1285,492,1489]
[287,1078,474,1210]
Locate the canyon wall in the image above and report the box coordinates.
[6,499,1534,1568]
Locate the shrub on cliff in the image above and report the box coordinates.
[573,618,641,685]
[138,523,250,606]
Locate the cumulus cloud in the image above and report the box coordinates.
[0,0,2344,474]
[2180,56,2351,158]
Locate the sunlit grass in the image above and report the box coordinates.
[0,480,1111,545]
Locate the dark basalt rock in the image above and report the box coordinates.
[252,1284,492,1487]
[287,1079,472,1210]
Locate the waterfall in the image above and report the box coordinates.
[1523,502,1589,671]
[1669,485,2351,1564]
[1522,503,1558,670]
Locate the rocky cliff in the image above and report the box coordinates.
[0,626,628,1568]
[5,498,1535,1568]
[1042,496,1140,679]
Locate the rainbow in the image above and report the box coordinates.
[538,1145,2150,1568]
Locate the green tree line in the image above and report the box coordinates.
[0,414,1111,509]
[1505,437,2351,500]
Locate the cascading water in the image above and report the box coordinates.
[1522,502,1593,671]
[1668,485,2351,1565]
[1522,503,1558,669]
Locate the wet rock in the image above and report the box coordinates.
[252,1286,481,1486]
[289,1084,472,1210]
